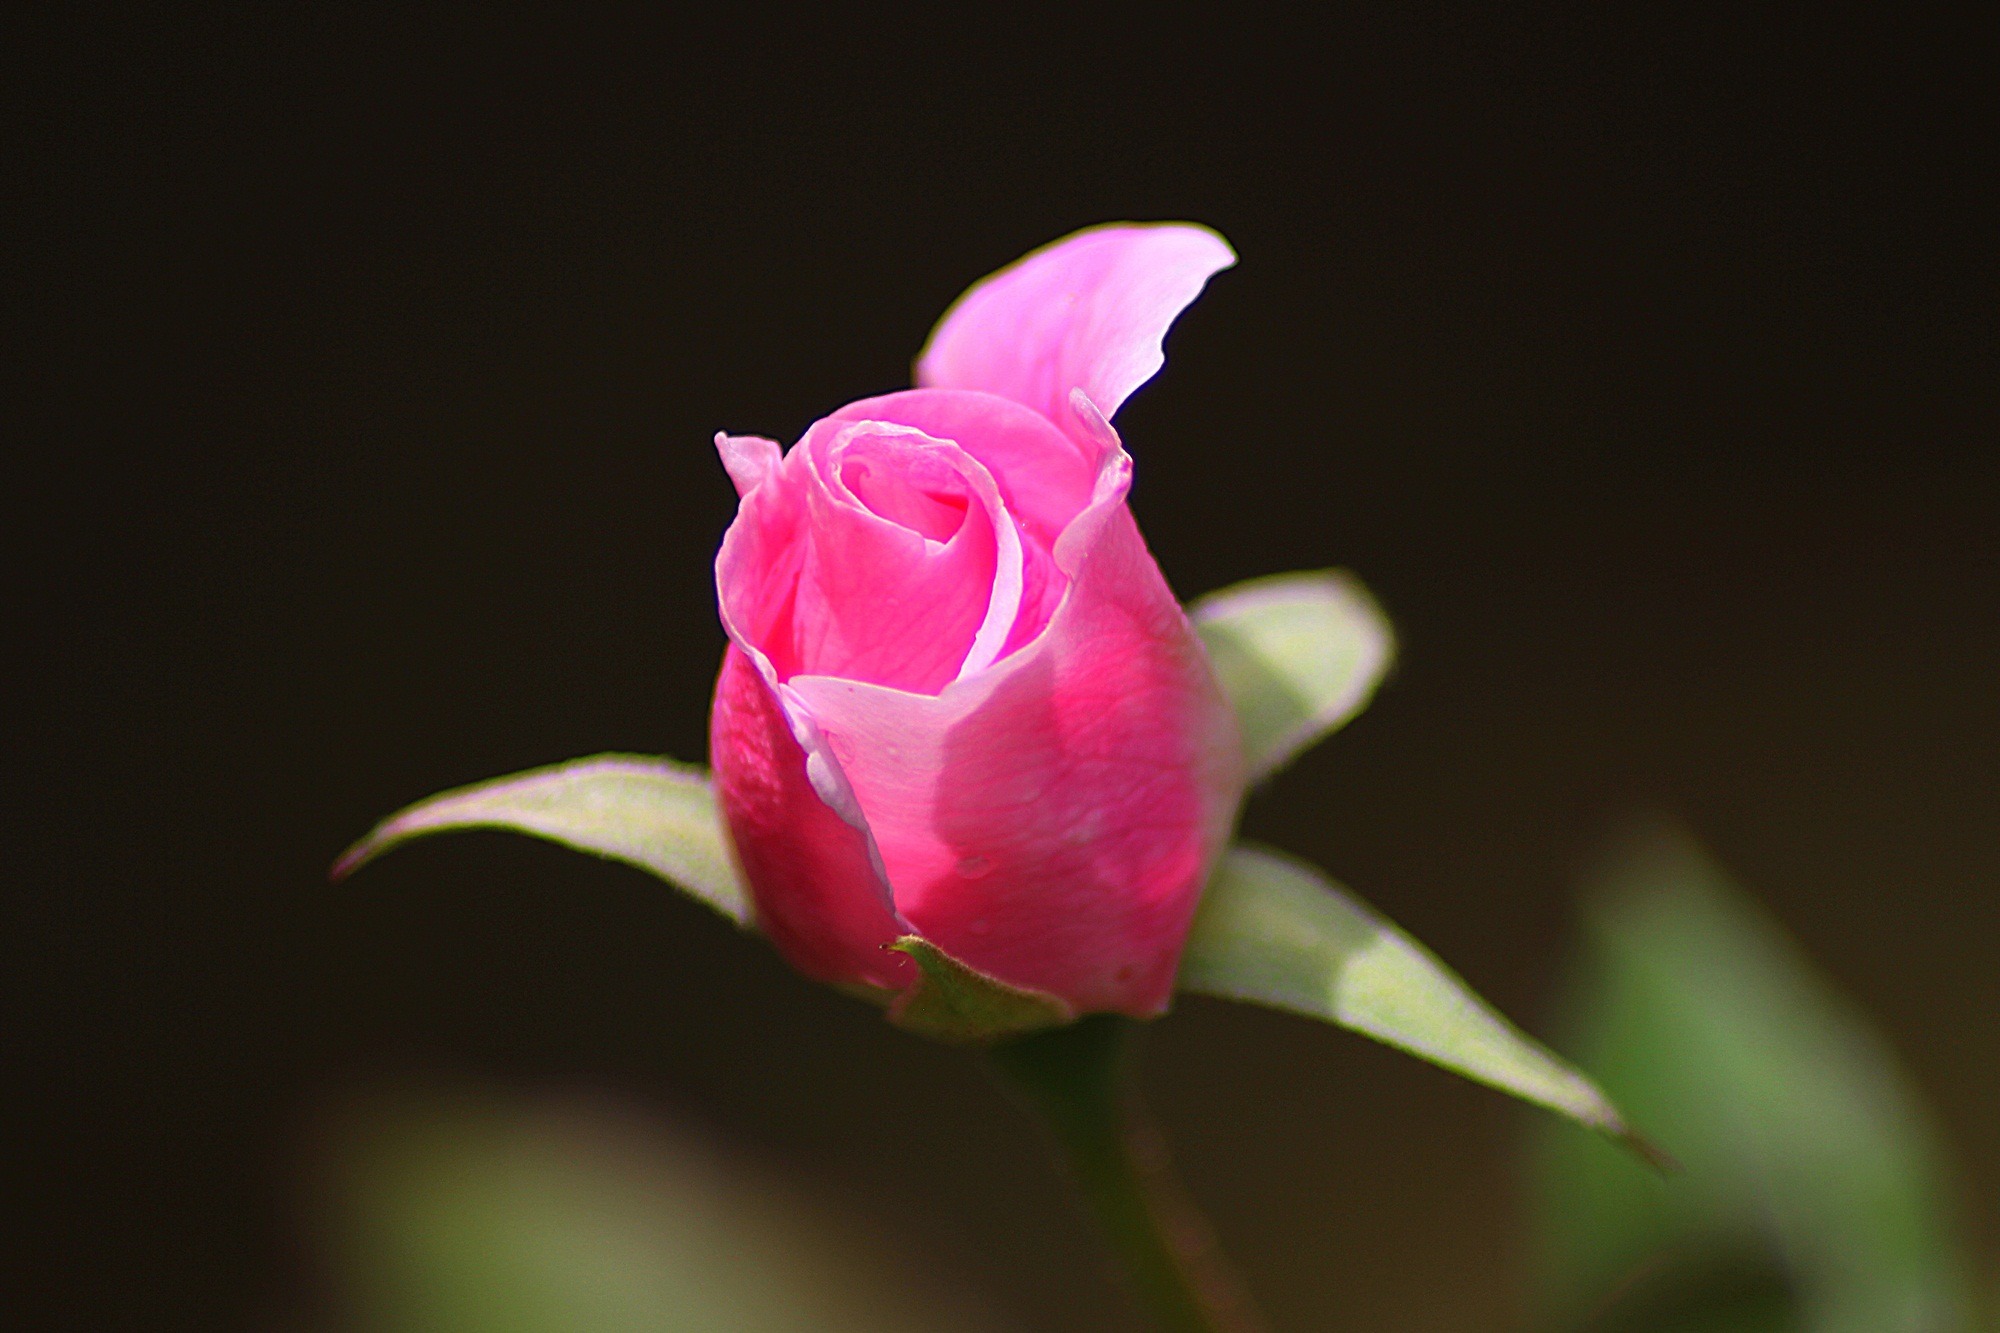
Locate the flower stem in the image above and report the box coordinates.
[987,1016,1269,1333]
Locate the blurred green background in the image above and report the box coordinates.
[300,829,1985,1333]
[306,1088,1018,1333]
[1529,826,1981,1332]
[15,7,1995,1330]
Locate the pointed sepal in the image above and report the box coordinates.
[334,754,750,926]
[886,937,1076,1044]
[1179,845,1647,1152]
[1189,570,1394,785]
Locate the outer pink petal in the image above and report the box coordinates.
[713,440,810,677]
[710,645,914,992]
[784,434,1246,1016]
[914,223,1236,435]
[715,432,781,498]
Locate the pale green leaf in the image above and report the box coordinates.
[1190,569,1394,784]
[1178,845,1637,1143]
[1527,823,1977,1333]
[335,754,749,926]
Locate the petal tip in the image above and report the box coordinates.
[716,432,781,498]
[915,221,1238,423]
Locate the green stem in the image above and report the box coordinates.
[988,1016,1269,1333]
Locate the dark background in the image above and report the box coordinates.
[13,7,1996,1330]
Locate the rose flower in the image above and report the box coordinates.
[709,224,1246,1017]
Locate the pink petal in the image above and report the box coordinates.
[713,441,810,677]
[784,438,1246,1016]
[914,223,1236,434]
[710,644,914,992]
[715,432,782,497]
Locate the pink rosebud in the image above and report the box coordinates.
[709,224,1246,1018]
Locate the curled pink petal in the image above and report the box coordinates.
[795,418,1022,691]
[830,388,1082,656]
[715,432,782,498]
[915,223,1236,435]
[715,421,1028,694]
[713,441,809,673]
[832,389,1095,547]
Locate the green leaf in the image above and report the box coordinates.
[1526,822,1978,1333]
[335,754,749,926]
[886,936,1075,1044]
[1190,569,1394,784]
[1178,844,1638,1144]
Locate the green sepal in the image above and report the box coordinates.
[334,754,749,926]
[1190,569,1394,785]
[885,936,1075,1044]
[1179,845,1649,1153]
